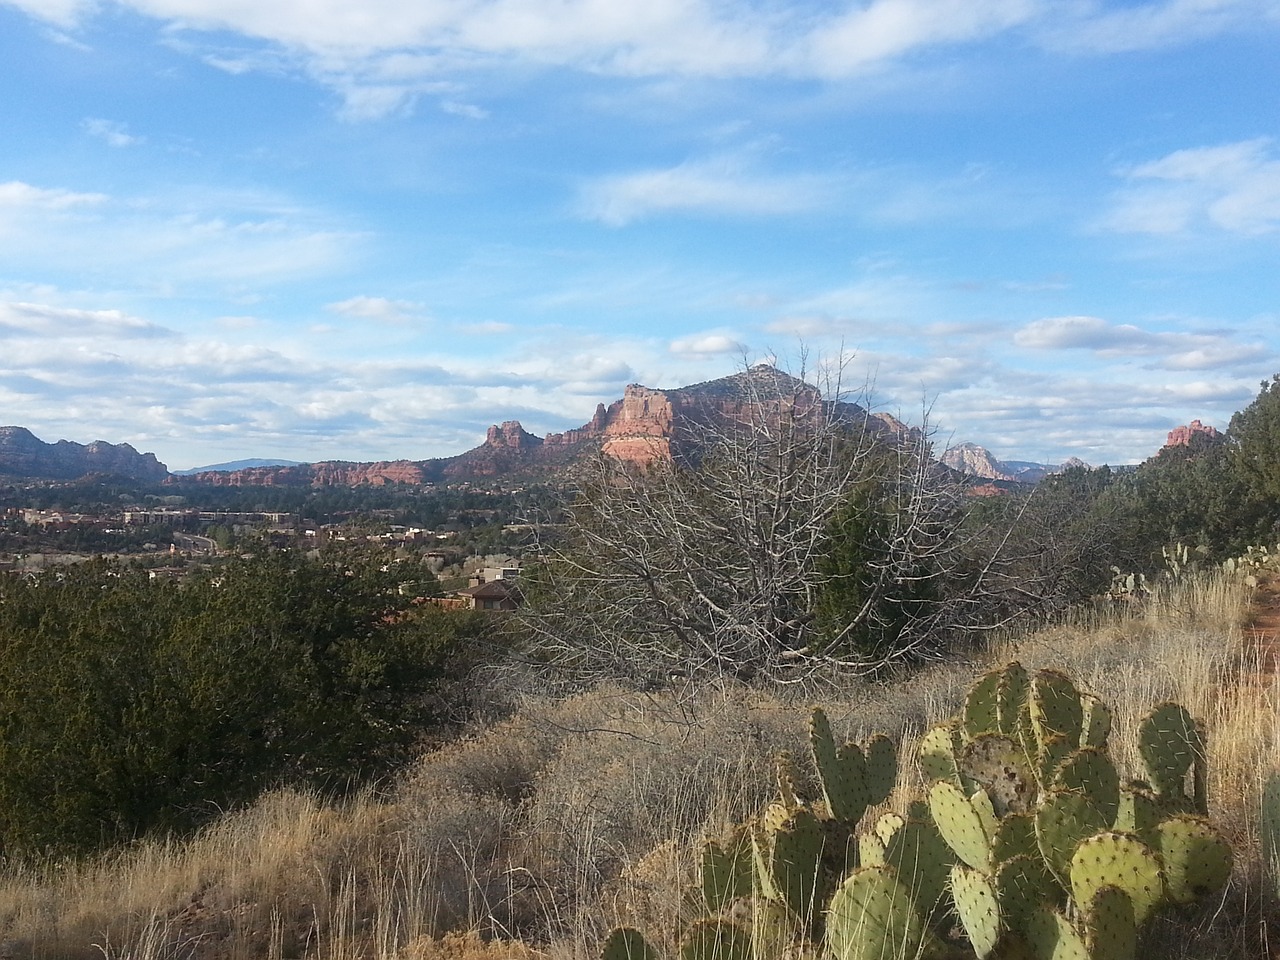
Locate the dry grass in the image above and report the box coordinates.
[1,572,1277,959]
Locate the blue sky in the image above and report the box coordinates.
[1,0,1278,470]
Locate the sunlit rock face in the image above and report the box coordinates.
[1164,419,1222,450]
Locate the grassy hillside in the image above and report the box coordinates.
[0,572,1276,959]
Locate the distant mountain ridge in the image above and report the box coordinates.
[175,364,910,487]
[172,458,304,475]
[0,426,167,482]
[1,370,1161,488]
[940,441,1090,483]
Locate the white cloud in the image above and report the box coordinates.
[580,157,827,225]
[441,100,489,120]
[326,296,426,325]
[8,0,1275,119]
[1013,314,1270,370]
[1041,0,1274,54]
[0,300,171,339]
[82,117,143,147]
[0,180,107,211]
[1102,138,1280,236]
[0,179,359,290]
[802,0,1037,76]
[669,332,747,356]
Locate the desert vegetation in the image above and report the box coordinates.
[2,370,1280,959]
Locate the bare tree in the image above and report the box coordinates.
[519,362,977,684]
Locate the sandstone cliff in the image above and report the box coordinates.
[174,365,915,487]
[0,426,168,482]
[1164,419,1222,449]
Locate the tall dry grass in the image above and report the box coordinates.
[0,572,1276,959]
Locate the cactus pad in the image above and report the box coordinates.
[1114,785,1161,845]
[1035,789,1108,885]
[1079,694,1111,749]
[884,818,955,926]
[918,722,964,785]
[1069,832,1163,927]
[993,813,1039,863]
[809,707,871,824]
[995,854,1063,937]
[1155,816,1232,905]
[951,863,1001,958]
[1081,885,1136,960]
[962,734,1035,816]
[1029,670,1084,748]
[864,734,898,806]
[702,830,754,912]
[859,830,886,867]
[679,919,752,960]
[601,928,661,960]
[996,661,1030,738]
[1021,905,1088,960]
[875,811,905,846]
[964,668,1003,738]
[929,780,993,873]
[1052,748,1120,825]
[1138,702,1202,803]
[768,807,827,923]
[826,865,937,960]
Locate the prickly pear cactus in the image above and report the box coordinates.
[950,864,1001,958]
[1154,816,1232,905]
[1138,702,1204,812]
[702,829,754,912]
[1068,832,1163,927]
[601,928,661,960]
[826,865,942,960]
[679,919,752,960]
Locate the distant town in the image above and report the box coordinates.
[0,476,541,610]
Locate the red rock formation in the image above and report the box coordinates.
[175,365,913,486]
[0,426,168,481]
[486,421,543,451]
[1164,419,1222,448]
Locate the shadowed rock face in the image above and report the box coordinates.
[0,426,168,482]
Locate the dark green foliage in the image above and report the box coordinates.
[1229,373,1280,504]
[0,551,490,857]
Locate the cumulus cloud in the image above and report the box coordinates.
[669,332,747,356]
[1102,138,1280,236]
[1014,315,1270,370]
[579,157,827,226]
[0,301,172,339]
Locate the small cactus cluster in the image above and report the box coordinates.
[1106,568,1148,603]
[600,664,1233,960]
[1161,542,1209,581]
[1221,544,1280,587]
